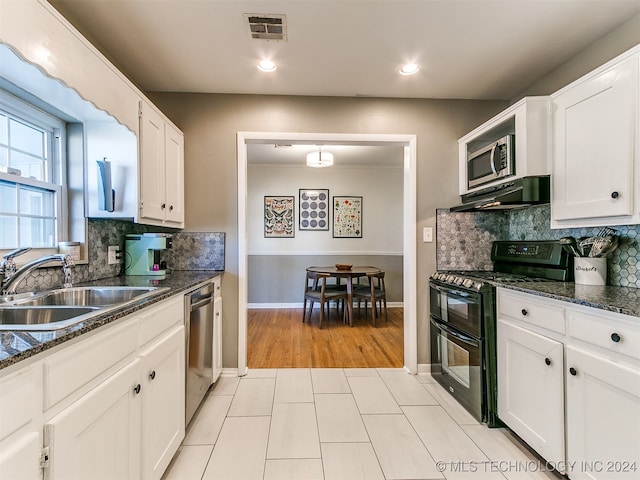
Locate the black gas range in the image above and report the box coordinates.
[429,240,572,426]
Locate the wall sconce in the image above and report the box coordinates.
[306,148,334,168]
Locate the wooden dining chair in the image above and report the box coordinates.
[302,271,349,328]
[353,271,387,326]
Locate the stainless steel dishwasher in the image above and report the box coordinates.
[185,282,214,425]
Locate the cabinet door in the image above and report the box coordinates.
[164,123,184,225]
[0,432,41,480]
[552,57,635,222]
[140,326,185,480]
[566,346,640,480]
[212,296,223,383]
[497,319,565,464]
[139,101,167,223]
[45,359,141,480]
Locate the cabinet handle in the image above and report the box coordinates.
[545,357,551,366]
[611,191,619,199]
[569,367,577,376]
[149,370,156,380]
[521,309,528,316]
[169,205,174,211]
[161,203,166,209]
[611,332,621,343]
[133,384,142,395]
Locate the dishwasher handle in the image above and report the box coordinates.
[190,295,213,312]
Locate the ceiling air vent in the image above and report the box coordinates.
[244,14,287,41]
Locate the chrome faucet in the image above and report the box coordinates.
[1,247,32,288]
[1,253,74,295]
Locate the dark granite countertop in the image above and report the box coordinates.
[0,271,222,371]
[497,281,640,319]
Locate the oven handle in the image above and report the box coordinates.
[430,282,481,301]
[430,317,480,348]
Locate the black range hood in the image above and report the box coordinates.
[450,176,550,212]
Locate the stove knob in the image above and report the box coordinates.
[454,277,463,285]
[462,279,473,288]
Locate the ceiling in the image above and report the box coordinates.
[247,144,404,166]
[47,0,640,101]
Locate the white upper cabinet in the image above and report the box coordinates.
[458,96,550,195]
[139,101,185,227]
[551,46,640,228]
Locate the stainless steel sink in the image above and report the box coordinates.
[0,306,101,330]
[0,286,169,330]
[14,286,165,307]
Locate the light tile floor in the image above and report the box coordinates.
[162,368,563,480]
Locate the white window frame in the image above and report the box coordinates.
[0,89,68,257]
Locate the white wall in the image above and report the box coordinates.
[247,164,403,255]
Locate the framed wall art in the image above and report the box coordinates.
[299,189,329,231]
[333,196,362,238]
[264,196,295,238]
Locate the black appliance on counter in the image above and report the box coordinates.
[429,240,572,426]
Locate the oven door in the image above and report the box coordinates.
[430,317,483,422]
[429,281,482,338]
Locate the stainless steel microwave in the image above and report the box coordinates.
[467,134,514,189]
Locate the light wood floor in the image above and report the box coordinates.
[247,305,404,368]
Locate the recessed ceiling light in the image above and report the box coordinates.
[258,60,277,72]
[400,63,419,75]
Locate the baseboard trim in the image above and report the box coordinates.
[248,302,404,309]
[417,363,432,374]
[220,368,239,377]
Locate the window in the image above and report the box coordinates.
[0,91,65,249]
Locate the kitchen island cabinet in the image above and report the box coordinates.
[497,287,640,479]
[551,45,640,228]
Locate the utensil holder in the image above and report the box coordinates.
[574,257,607,285]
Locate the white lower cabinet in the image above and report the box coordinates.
[44,359,142,480]
[0,365,42,480]
[212,295,223,383]
[0,293,187,480]
[497,319,565,464]
[497,288,640,479]
[140,326,185,480]
[566,346,640,480]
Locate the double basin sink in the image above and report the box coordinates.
[0,286,169,331]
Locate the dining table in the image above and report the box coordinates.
[306,265,381,326]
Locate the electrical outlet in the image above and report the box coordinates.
[108,246,120,265]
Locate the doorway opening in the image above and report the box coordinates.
[237,132,417,374]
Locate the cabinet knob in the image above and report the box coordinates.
[611,191,619,199]
[545,357,551,366]
[133,384,142,395]
[169,205,174,211]
[161,203,166,209]
[149,370,156,380]
[521,309,528,316]
[569,367,577,376]
[611,332,621,343]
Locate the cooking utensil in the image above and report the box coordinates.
[589,235,612,257]
[597,235,619,257]
[578,237,594,257]
[559,237,580,257]
[597,226,616,238]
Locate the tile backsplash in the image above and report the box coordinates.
[9,219,225,293]
[437,204,640,287]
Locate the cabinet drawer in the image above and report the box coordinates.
[568,310,640,361]
[138,295,183,346]
[498,289,566,334]
[44,319,138,410]
[0,366,40,440]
